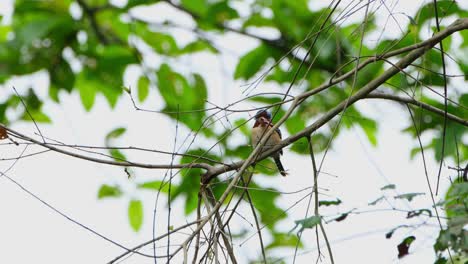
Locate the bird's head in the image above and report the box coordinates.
[255,110,271,120]
[254,110,272,126]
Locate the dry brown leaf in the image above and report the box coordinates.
[0,126,8,140]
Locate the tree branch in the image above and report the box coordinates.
[1,125,213,172]
[365,93,468,126]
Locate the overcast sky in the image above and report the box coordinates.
[0,0,465,263]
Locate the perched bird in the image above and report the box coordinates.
[251,110,288,176]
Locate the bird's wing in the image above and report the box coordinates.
[269,123,283,155]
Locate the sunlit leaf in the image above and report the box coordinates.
[106,127,126,140]
[137,76,150,102]
[128,199,143,232]
[98,184,122,199]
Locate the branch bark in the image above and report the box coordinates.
[365,93,468,126]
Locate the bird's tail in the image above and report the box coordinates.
[274,156,288,176]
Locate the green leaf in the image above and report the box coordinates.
[319,199,342,207]
[105,127,127,161]
[181,0,208,17]
[124,0,153,9]
[106,127,126,140]
[395,192,425,202]
[248,183,285,228]
[77,73,97,111]
[243,13,275,29]
[179,39,218,54]
[156,64,207,130]
[21,110,51,123]
[291,215,321,233]
[109,149,126,161]
[49,58,75,94]
[407,209,432,218]
[233,119,250,137]
[234,45,271,80]
[138,180,174,193]
[266,232,303,250]
[205,1,239,24]
[140,31,179,55]
[285,113,306,134]
[184,191,198,215]
[369,196,385,206]
[128,199,143,232]
[97,184,122,199]
[137,76,150,102]
[381,184,396,190]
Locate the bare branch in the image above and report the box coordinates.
[365,93,468,126]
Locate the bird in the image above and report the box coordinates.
[251,109,288,176]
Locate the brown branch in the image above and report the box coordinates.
[203,186,238,264]
[365,93,468,126]
[1,125,213,172]
[108,219,202,264]
[308,136,334,263]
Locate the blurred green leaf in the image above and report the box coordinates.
[243,13,275,29]
[266,232,303,250]
[381,184,396,190]
[319,199,342,207]
[248,183,285,228]
[181,0,208,17]
[156,64,207,130]
[369,196,385,206]
[105,127,127,161]
[395,192,425,202]
[137,76,150,102]
[76,72,98,111]
[106,127,126,140]
[234,44,271,80]
[291,215,321,233]
[128,199,143,232]
[98,184,122,199]
[206,1,239,24]
[21,110,51,123]
[179,39,218,54]
[138,180,175,193]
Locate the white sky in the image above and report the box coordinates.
[0,0,466,263]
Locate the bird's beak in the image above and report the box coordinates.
[258,116,269,124]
